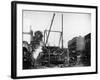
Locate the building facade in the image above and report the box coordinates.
[68,36,85,66]
[82,33,91,66]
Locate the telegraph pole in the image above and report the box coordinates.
[45,13,55,67]
[62,14,64,49]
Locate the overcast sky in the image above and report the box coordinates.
[23,10,91,48]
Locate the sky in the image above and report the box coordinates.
[23,10,91,48]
